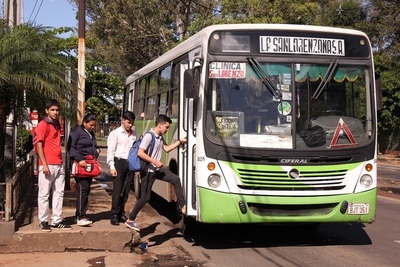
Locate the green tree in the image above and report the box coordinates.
[75,0,216,76]
[0,22,72,180]
[84,60,123,123]
[214,0,322,25]
[45,26,121,126]
[359,0,400,151]
[374,54,400,151]
[82,0,173,76]
[320,0,366,27]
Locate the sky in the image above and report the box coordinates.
[23,0,78,34]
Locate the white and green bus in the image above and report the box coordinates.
[124,24,379,232]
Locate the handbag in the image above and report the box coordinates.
[71,155,101,178]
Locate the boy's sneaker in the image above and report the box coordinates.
[39,221,51,232]
[125,221,140,231]
[77,217,92,226]
[51,222,72,230]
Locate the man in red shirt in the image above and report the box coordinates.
[35,99,71,231]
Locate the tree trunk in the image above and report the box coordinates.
[0,98,11,182]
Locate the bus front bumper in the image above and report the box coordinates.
[198,187,377,224]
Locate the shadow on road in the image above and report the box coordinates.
[182,222,372,249]
[148,193,372,250]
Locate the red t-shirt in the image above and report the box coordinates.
[35,118,63,166]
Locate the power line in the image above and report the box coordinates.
[28,0,44,23]
[32,0,44,22]
[27,0,39,21]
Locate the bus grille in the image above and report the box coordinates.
[248,203,338,216]
[237,168,347,191]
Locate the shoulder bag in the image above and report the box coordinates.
[72,155,101,178]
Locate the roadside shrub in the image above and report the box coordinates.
[16,127,33,161]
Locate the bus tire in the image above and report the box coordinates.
[133,172,141,200]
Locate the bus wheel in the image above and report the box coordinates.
[133,173,141,200]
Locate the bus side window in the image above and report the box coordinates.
[184,66,201,98]
[171,89,179,115]
[159,92,168,114]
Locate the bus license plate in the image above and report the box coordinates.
[348,203,369,214]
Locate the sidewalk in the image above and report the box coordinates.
[0,148,198,266]
[0,149,141,253]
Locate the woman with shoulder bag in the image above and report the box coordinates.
[67,113,101,226]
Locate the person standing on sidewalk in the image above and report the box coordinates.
[125,114,186,231]
[34,99,72,231]
[107,111,136,225]
[67,113,101,226]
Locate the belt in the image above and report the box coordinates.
[114,157,127,161]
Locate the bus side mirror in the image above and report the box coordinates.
[184,66,201,99]
[375,72,382,111]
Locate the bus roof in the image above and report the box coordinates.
[125,24,368,85]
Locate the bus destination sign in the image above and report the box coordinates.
[209,62,246,79]
[260,36,345,56]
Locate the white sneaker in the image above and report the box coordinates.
[77,218,92,226]
[125,221,140,231]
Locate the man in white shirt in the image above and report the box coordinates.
[107,111,136,225]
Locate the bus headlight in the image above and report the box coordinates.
[360,174,373,188]
[208,174,221,188]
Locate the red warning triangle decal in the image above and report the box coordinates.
[329,118,357,148]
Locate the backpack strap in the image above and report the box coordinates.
[34,120,50,147]
[145,131,156,157]
[45,122,50,139]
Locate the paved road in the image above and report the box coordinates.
[378,162,400,181]
[150,195,400,267]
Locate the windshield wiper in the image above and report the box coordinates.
[311,59,339,100]
[247,57,282,99]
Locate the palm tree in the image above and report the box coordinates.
[0,21,74,181]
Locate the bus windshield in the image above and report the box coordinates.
[205,61,374,150]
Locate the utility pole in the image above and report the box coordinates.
[4,0,21,176]
[5,0,21,26]
[64,67,72,190]
[77,0,86,124]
